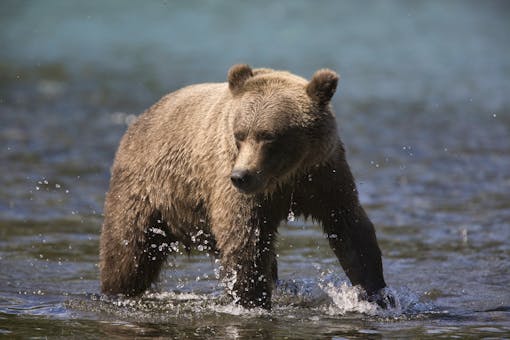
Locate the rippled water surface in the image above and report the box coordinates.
[1,1,509,338]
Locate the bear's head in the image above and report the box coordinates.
[227,64,339,195]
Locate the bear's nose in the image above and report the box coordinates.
[230,169,254,191]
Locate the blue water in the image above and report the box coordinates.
[1,1,509,338]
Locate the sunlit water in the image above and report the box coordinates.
[1,1,509,338]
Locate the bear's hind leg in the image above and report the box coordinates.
[100,210,173,297]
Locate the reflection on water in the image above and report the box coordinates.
[1,0,510,338]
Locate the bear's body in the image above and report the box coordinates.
[100,65,387,309]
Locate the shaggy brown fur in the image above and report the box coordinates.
[100,64,387,309]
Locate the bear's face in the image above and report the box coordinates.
[227,65,339,195]
[231,94,307,194]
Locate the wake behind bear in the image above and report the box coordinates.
[100,64,391,309]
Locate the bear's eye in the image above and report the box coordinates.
[256,131,276,143]
[234,131,246,149]
[234,131,246,142]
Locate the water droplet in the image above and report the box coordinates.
[460,228,468,245]
[287,210,295,222]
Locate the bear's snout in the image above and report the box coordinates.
[230,169,259,194]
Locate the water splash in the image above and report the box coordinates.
[219,267,240,306]
[70,278,432,324]
[273,269,431,318]
[320,281,378,315]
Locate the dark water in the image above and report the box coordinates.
[1,0,509,338]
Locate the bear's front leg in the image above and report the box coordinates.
[221,230,277,309]
[296,151,389,305]
[210,199,278,309]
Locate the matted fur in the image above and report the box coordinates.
[99,64,387,309]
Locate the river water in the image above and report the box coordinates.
[1,1,509,338]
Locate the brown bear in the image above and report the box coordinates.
[99,64,389,309]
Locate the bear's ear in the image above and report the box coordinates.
[306,69,339,105]
[228,64,253,95]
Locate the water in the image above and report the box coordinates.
[1,0,509,338]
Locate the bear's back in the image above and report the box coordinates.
[108,82,232,217]
[115,83,228,164]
